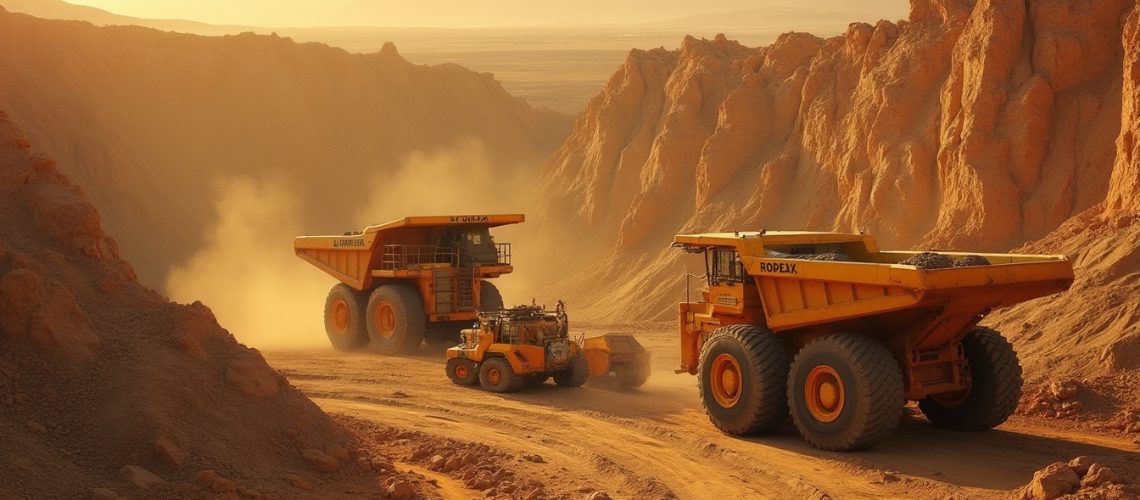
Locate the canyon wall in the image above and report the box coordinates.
[0,110,382,497]
[535,0,1140,380]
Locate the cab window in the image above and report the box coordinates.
[710,248,747,284]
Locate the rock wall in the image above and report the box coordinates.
[0,110,388,497]
[533,1,1140,382]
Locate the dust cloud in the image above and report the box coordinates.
[351,137,542,307]
[164,176,330,350]
[165,138,546,350]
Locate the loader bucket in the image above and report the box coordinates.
[582,334,651,388]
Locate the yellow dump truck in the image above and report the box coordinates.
[446,302,650,392]
[672,230,1074,451]
[294,214,522,353]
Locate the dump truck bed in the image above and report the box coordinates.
[675,231,1073,359]
[294,214,523,290]
[747,250,1073,333]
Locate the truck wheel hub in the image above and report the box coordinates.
[805,365,845,423]
[710,354,743,408]
[332,300,349,331]
[374,302,396,337]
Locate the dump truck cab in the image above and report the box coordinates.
[673,229,1073,451]
[294,214,522,353]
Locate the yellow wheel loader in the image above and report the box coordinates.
[294,214,521,354]
[672,230,1074,451]
[445,302,650,393]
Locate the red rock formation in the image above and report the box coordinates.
[0,7,571,285]
[0,111,388,497]
[534,1,1140,384]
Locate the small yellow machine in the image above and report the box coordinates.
[294,214,522,353]
[672,230,1074,451]
[446,302,650,392]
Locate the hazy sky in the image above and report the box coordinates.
[66,0,907,28]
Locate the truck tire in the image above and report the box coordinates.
[323,284,369,351]
[698,324,790,434]
[446,358,478,386]
[479,281,504,312]
[366,284,426,354]
[788,333,903,451]
[919,327,1023,431]
[554,355,589,387]
[479,357,519,393]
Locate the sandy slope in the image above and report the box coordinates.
[265,325,1140,499]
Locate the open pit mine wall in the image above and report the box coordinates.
[0,7,572,285]
[533,0,1140,322]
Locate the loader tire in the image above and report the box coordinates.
[698,324,790,434]
[446,358,478,386]
[788,333,903,451]
[919,327,1023,431]
[479,358,519,393]
[554,355,589,387]
[366,284,426,355]
[323,284,369,351]
[479,281,504,312]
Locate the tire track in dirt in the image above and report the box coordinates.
[266,339,1140,499]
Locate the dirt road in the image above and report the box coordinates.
[264,326,1140,499]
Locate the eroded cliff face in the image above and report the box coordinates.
[0,7,572,285]
[0,110,376,497]
[534,1,1140,379]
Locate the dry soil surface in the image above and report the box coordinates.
[265,325,1140,499]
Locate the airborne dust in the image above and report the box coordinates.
[164,138,542,350]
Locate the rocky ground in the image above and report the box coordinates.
[263,323,1140,500]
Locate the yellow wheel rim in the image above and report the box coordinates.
[374,302,396,338]
[331,299,350,332]
[710,354,743,408]
[805,365,845,423]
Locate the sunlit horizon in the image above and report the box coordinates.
[62,0,909,28]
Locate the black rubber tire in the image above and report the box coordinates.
[698,324,790,434]
[479,281,504,312]
[365,284,426,354]
[479,357,518,393]
[323,284,369,351]
[919,327,1023,431]
[554,355,589,387]
[446,358,479,385]
[618,360,651,388]
[788,333,904,451]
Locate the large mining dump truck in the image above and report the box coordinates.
[294,215,521,353]
[672,230,1074,451]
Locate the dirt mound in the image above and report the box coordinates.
[0,112,418,497]
[898,252,954,269]
[1018,457,1138,499]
